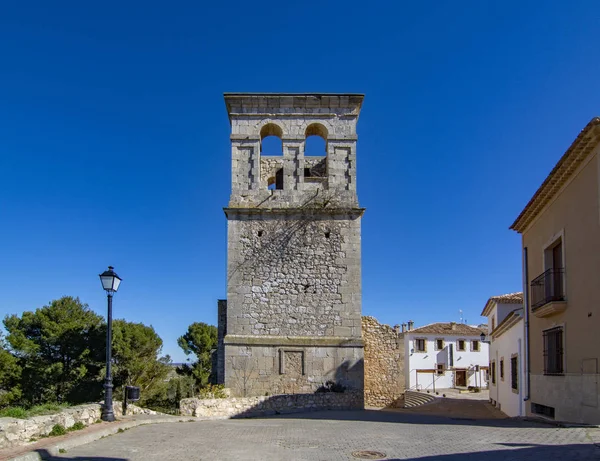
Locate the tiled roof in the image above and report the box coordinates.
[481,292,523,316]
[511,117,600,233]
[407,322,486,336]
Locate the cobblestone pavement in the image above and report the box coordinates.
[49,410,599,461]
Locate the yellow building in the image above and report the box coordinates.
[511,117,600,424]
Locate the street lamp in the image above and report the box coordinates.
[480,332,490,343]
[99,266,122,422]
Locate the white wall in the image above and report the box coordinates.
[489,317,525,417]
[404,333,489,390]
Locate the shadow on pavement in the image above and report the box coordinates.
[382,443,599,460]
[263,408,565,429]
[36,448,129,461]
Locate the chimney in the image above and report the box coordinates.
[401,323,407,333]
[407,320,414,331]
[393,324,400,334]
[450,321,456,331]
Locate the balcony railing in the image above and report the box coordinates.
[531,268,565,310]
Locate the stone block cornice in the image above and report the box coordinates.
[223,207,366,220]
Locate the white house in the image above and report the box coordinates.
[404,322,489,391]
[481,292,525,417]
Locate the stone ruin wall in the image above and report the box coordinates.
[362,316,405,407]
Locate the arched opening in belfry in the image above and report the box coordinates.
[260,123,283,156]
[304,123,328,180]
[260,123,284,190]
[304,123,328,156]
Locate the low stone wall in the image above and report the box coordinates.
[362,316,405,407]
[180,390,363,418]
[0,401,157,449]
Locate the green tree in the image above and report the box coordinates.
[0,332,22,407]
[111,320,171,403]
[3,296,105,405]
[177,322,217,387]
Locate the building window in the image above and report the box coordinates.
[511,355,518,391]
[435,339,444,350]
[457,339,466,351]
[500,358,504,381]
[543,327,564,375]
[471,340,480,352]
[532,402,555,419]
[491,316,495,331]
[436,364,444,375]
[491,361,496,384]
[415,338,426,353]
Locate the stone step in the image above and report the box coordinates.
[403,390,437,408]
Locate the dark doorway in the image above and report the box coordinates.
[455,369,467,387]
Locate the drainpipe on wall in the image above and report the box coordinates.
[523,246,531,412]
[518,337,523,416]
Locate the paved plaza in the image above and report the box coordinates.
[45,410,599,461]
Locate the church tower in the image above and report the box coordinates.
[218,93,365,397]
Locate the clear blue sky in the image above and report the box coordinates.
[1,1,599,362]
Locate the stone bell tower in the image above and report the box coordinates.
[217,93,365,397]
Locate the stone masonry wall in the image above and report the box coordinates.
[0,402,157,449]
[362,316,405,407]
[260,156,284,184]
[223,212,363,396]
[224,343,364,397]
[180,390,363,419]
[228,218,361,337]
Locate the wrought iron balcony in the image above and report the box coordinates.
[531,268,565,310]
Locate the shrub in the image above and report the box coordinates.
[197,384,227,399]
[315,380,346,393]
[0,407,27,418]
[29,403,69,416]
[69,421,86,431]
[49,424,67,437]
[0,403,71,419]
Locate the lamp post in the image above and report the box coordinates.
[99,266,122,422]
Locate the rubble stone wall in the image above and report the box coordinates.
[180,390,363,418]
[362,316,405,407]
[0,402,157,449]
